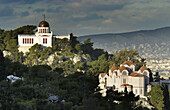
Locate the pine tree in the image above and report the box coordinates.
[150,84,164,110]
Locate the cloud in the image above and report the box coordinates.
[46,6,64,13]
[1,0,170,36]
[20,11,30,17]
[33,8,45,13]
[0,0,40,4]
[92,4,125,12]
[0,7,14,17]
[102,19,112,24]
[71,13,104,22]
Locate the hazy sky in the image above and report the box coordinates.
[0,0,170,36]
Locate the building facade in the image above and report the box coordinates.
[18,18,70,53]
[98,60,152,97]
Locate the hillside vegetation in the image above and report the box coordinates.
[1,26,169,110]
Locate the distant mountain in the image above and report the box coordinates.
[78,27,170,59]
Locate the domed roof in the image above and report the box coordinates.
[119,66,127,72]
[129,72,144,77]
[121,61,136,66]
[100,73,107,78]
[139,66,148,72]
[38,20,49,27]
[110,66,117,72]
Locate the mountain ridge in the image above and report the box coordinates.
[78,27,170,59]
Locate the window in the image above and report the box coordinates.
[29,38,31,44]
[32,38,34,44]
[122,71,127,75]
[105,77,107,85]
[43,38,47,44]
[22,38,34,44]
[143,71,148,76]
[140,89,142,94]
[123,79,126,83]
[45,29,46,33]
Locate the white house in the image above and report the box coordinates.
[98,60,152,97]
[18,17,71,53]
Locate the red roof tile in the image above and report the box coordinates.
[147,84,152,86]
[139,66,148,72]
[110,66,117,72]
[121,84,132,86]
[121,61,136,66]
[119,66,127,72]
[100,73,107,78]
[129,72,145,77]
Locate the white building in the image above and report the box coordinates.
[18,18,71,53]
[98,60,152,97]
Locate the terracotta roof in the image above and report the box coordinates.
[100,73,107,78]
[139,66,148,72]
[121,61,136,66]
[121,84,132,86]
[129,72,145,77]
[119,66,127,72]
[110,66,117,72]
[101,81,105,84]
[147,84,152,86]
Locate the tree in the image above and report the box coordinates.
[24,65,52,84]
[40,47,52,61]
[150,84,164,110]
[163,85,170,109]
[82,38,93,54]
[118,91,139,110]
[87,54,109,76]
[75,61,85,70]
[0,39,5,51]
[24,44,43,66]
[0,50,6,81]
[110,49,144,67]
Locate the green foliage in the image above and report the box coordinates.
[110,48,144,67]
[0,39,5,51]
[75,61,85,70]
[163,85,170,109]
[0,25,148,109]
[24,43,43,66]
[40,47,52,61]
[150,84,164,110]
[82,38,93,54]
[120,91,139,110]
[87,54,109,76]
[57,60,76,76]
[0,28,4,36]
[0,50,6,81]
[24,65,52,84]
[0,25,36,62]
[15,25,36,34]
[5,60,27,77]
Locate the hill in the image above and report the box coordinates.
[78,27,170,59]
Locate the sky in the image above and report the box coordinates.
[0,0,170,36]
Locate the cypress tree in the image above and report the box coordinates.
[0,50,6,81]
